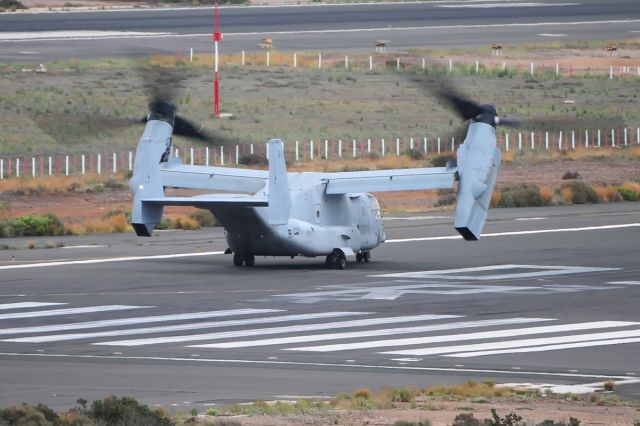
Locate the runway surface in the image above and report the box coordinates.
[0,203,638,410]
[1,0,640,62]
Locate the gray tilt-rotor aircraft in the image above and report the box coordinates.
[129,77,504,269]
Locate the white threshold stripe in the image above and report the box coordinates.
[3,311,367,343]
[95,314,456,347]
[386,329,640,357]
[386,223,640,243]
[608,281,640,285]
[448,337,640,358]
[289,321,637,352]
[0,308,281,336]
[0,351,633,382]
[190,317,552,349]
[0,302,66,311]
[0,251,225,270]
[0,305,150,321]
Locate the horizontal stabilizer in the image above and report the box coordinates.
[142,194,268,208]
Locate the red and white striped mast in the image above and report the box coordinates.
[213,2,222,116]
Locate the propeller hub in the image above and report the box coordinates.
[148,100,176,126]
[472,104,498,128]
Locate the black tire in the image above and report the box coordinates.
[356,252,363,263]
[334,252,347,270]
[245,255,255,267]
[363,251,371,263]
[325,254,334,269]
[233,253,244,267]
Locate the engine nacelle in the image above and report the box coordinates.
[454,122,501,241]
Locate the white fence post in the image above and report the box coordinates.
[65,155,69,176]
[624,128,628,146]
[48,156,52,176]
[422,58,425,71]
[381,138,385,156]
[241,51,245,66]
[338,139,343,158]
[367,138,371,154]
[295,140,299,162]
[369,56,373,71]
[437,137,441,154]
[190,147,194,165]
[266,51,270,67]
[128,151,133,171]
[475,60,479,74]
[585,130,589,148]
[352,139,356,158]
[0,159,3,180]
[112,152,117,173]
[250,144,254,155]
[610,66,613,79]
[531,132,535,150]
[637,128,639,144]
[396,138,400,156]
[597,129,601,147]
[530,62,534,76]
[345,55,348,69]
[31,157,35,177]
[423,137,427,153]
[611,128,615,147]
[571,130,576,149]
[293,52,297,68]
[505,133,510,151]
[518,132,522,151]
[205,146,210,166]
[449,58,452,73]
[545,131,549,150]
[310,140,314,160]
[16,158,20,178]
[558,131,563,150]
[396,57,400,71]
[318,53,322,69]
[556,63,559,77]
[324,139,328,159]
[235,145,239,164]
[410,137,414,150]
[97,154,101,175]
[220,146,225,165]
[82,154,86,175]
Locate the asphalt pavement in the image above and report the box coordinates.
[1,0,639,62]
[0,203,638,411]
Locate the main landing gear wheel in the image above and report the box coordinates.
[326,250,347,269]
[356,251,371,263]
[233,253,255,267]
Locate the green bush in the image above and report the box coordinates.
[498,184,547,208]
[0,403,59,426]
[617,186,639,201]
[189,209,219,227]
[89,395,172,426]
[1,213,65,238]
[562,181,600,204]
[0,0,26,9]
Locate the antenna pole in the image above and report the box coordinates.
[213,3,222,116]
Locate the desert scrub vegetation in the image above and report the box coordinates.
[0,213,65,238]
[0,175,127,196]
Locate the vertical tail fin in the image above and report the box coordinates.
[129,120,172,236]
[267,139,291,225]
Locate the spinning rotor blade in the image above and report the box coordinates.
[413,76,483,120]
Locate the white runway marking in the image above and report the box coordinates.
[189,317,552,349]
[394,330,640,357]
[95,314,455,347]
[0,308,281,336]
[0,31,173,42]
[289,321,637,352]
[0,302,66,311]
[3,311,368,343]
[0,305,150,321]
[371,264,618,280]
[386,223,640,243]
[537,33,567,37]
[437,2,579,8]
[448,337,640,357]
[514,217,547,221]
[0,251,224,270]
[608,281,640,285]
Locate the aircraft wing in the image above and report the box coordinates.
[142,194,268,208]
[324,166,457,194]
[160,163,268,193]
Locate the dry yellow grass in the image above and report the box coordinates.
[540,186,554,204]
[0,174,128,195]
[560,186,574,204]
[621,181,640,193]
[173,216,201,230]
[66,213,131,235]
[594,185,622,202]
